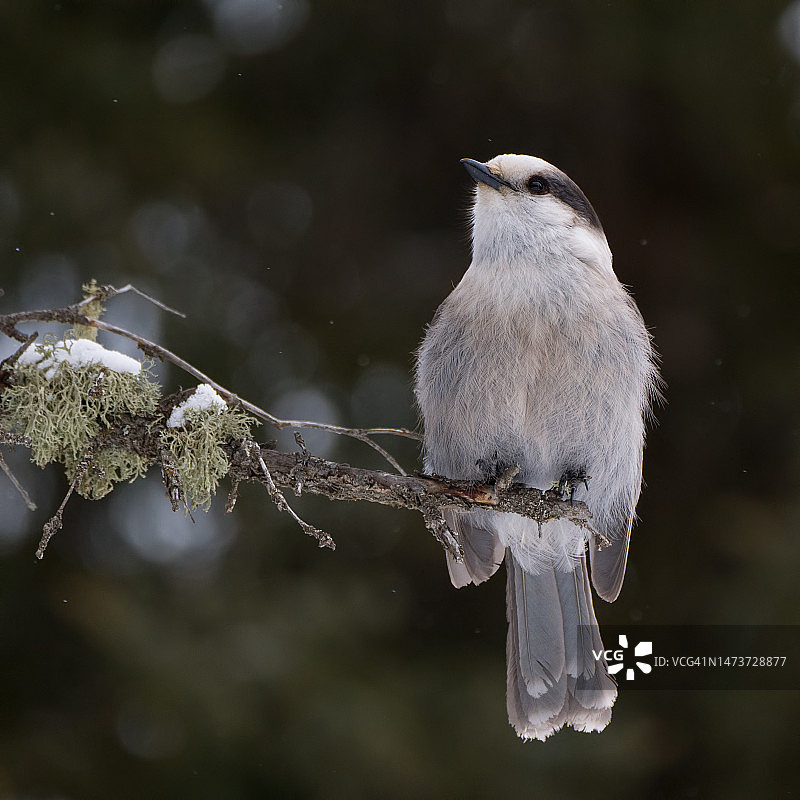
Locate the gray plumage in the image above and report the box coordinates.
[415,154,658,740]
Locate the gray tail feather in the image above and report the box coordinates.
[506,552,617,740]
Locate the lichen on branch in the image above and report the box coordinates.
[1,336,161,498]
[161,401,256,511]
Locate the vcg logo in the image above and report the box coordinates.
[593,634,653,681]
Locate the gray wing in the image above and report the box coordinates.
[589,516,632,603]
[444,509,505,588]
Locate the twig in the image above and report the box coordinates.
[244,439,336,550]
[225,478,240,513]
[77,283,186,318]
[0,332,38,373]
[0,450,37,511]
[36,449,94,559]
[158,443,184,512]
[420,501,462,560]
[0,428,37,510]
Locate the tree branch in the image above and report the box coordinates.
[0,285,421,477]
[224,441,594,558]
[0,284,597,561]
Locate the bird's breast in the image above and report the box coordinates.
[417,275,643,485]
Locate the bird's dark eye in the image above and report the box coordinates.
[526,176,549,195]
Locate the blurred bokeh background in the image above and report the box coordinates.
[1,1,799,797]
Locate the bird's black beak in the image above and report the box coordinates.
[461,158,511,191]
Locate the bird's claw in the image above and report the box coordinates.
[476,451,517,486]
[553,469,591,503]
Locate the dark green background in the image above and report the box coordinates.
[1,1,799,797]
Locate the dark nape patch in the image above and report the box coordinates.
[547,173,604,232]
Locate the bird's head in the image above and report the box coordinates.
[461,154,612,276]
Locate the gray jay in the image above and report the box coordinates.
[415,154,658,740]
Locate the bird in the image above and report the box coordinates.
[414,154,659,740]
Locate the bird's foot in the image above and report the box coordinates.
[552,469,591,503]
[475,452,519,488]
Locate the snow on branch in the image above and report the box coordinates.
[0,282,594,561]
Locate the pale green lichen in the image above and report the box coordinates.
[160,404,255,510]
[2,338,257,509]
[0,337,161,498]
[72,445,153,500]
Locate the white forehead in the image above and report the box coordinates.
[485,153,558,179]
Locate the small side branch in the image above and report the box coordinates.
[0,332,38,374]
[0,428,37,511]
[158,443,184,512]
[242,439,336,550]
[77,283,187,319]
[420,500,462,560]
[0,450,37,511]
[36,449,94,559]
